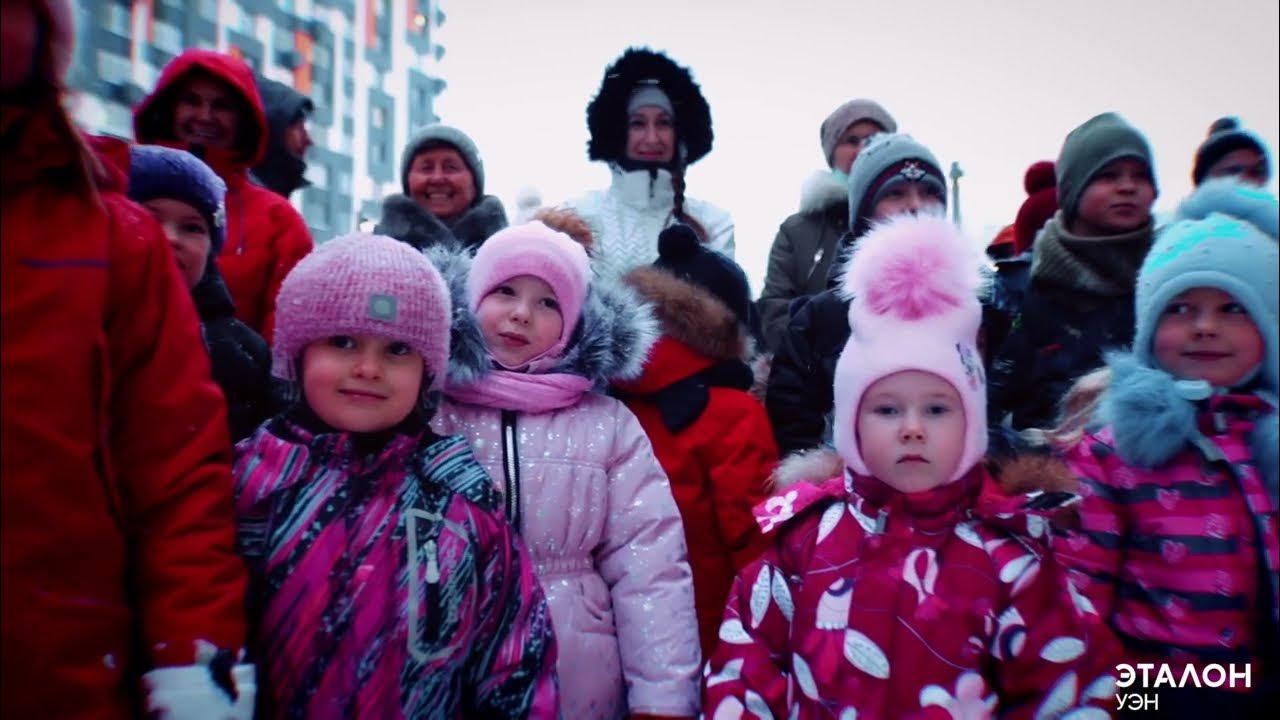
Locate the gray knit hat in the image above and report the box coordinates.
[399,124,485,197]
[820,99,897,167]
[846,133,945,238]
[1056,112,1155,223]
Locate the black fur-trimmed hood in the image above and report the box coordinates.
[586,47,713,165]
[376,193,508,252]
[426,245,660,389]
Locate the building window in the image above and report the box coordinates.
[198,0,218,20]
[314,44,332,70]
[105,3,130,36]
[371,106,385,130]
[153,21,183,54]
[96,51,131,83]
[370,143,385,165]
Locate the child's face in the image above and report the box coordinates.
[301,334,424,433]
[1072,157,1155,235]
[1204,148,1269,187]
[870,180,945,223]
[1153,287,1264,388]
[142,198,211,290]
[856,370,966,493]
[476,274,564,368]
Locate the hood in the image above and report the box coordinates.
[250,76,312,197]
[798,170,848,215]
[376,193,508,252]
[133,49,268,167]
[427,244,660,390]
[623,265,749,363]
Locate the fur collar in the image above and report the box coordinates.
[427,245,659,390]
[375,193,508,252]
[623,265,749,362]
[1103,351,1278,504]
[798,170,848,215]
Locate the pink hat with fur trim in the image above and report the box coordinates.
[467,221,592,366]
[832,215,988,483]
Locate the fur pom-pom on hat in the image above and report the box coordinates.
[832,215,988,483]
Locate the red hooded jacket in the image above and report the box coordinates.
[133,49,312,341]
[2,98,247,717]
[616,266,777,657]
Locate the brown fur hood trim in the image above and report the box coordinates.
[624,266,750,362]
[769,448,843,491]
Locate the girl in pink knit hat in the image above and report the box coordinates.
[232,232,559,718]
[432,218,703,719]
[702,215,1120,718]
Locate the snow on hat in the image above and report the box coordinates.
[846,133,946,238]
[820,98,897,168]
[832,214,987,483]
[1193,117,1271,186]
[399,123,485,198]
[272,233,453,389]
[128,144,228,254]
[1134,179,1279,393]
[1056,112,1156,223]
[1012,160,1058,256]
[467,221,592,364]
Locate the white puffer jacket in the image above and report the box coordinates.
[567,165,735,279]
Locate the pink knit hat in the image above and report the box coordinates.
[467,221,592,365]
[272,233,452,389]
[832,215,988,483]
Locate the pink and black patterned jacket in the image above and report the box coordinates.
[233,409,559,718]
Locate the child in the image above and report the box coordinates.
[989,112,1158,431]
[233,233,558,718]
[615,223,777,657]
[703,215,1117,718]
[128,143,276,441]
[1057,178,1279,715]
[432,220,702,719]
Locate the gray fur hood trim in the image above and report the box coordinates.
[798,170,848,215]
[428,244,660,389]
[376,193,508,252]
[1104,351,1278,504]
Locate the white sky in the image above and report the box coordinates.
[435,0,1280,293]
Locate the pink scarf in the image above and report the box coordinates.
[445,369,594,414]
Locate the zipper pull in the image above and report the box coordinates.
[425,538,440,583]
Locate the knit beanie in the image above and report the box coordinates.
[1056,112,1156,223]
[1012,160,1058,255]
[399,124,485,198]
[820,98,897,168]
[627,84,674,117]
[1192,117,1271,186]
[467,221,592,364]
[272,233,453,391]
[846,133,946,238]
[128,144,228,253]
[653,223,753,326]
[832,215,987,483]
[1133,179,1279,393]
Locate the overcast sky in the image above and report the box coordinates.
[434,0,1280,292]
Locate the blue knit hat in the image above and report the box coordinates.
[128,144,228,254]
[1134,180,1279,394]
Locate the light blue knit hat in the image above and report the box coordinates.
[1134,180,1279,393]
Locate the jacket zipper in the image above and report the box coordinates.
[424,537,439,642]
[500,410,522,533]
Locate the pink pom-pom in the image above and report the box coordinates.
[844,215,981,322]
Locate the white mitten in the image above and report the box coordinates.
[142,662,256,720]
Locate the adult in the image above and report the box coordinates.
[566,47,734,279]
[757,98,896,351]
[766,133,947,456]
[133,49,314,342]
[2,1,251,716]
[250,74,314,200]
[375,123,508,252]
[1193,116,1271,187]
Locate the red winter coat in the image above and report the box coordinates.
[133,48,312,341]
[616,266,777,657]
[702,458,1120,720]
[1,103,247,718]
